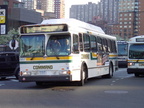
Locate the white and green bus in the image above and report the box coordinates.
[19,18,118,86]
[127,35,144,77]
[117,40,128,68]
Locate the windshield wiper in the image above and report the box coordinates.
[53,55,60,59]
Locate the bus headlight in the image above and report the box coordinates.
[60,70,71,75]
[128,62,135,66]
[21,71,31,76]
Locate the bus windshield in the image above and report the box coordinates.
[129,44,144,59]
[20,34,45,57]
[46,35,71,56]
[118,43,127,56]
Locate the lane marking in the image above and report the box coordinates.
[0,83,5,86]
[10,79,19,82]
[104,90,128,94]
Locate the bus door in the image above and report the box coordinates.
[79,33,91,64]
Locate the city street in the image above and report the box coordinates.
[0,68,144,108]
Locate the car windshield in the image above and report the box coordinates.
[20,35,45,57]
[46,35,71,56]
[129,44,144,59]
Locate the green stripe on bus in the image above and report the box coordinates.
[90,53,97,60]
[20,60,72,64]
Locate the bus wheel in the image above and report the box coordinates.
[78,66,87,86]
[103,64,113,78]
[36,82,43,86]
[134,73,139,77]
[108,64,113,78]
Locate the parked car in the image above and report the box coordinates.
[0,52,19,79]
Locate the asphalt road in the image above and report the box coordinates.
[0,68,144,108]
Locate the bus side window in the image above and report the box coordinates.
[112,40,117,53]
[83,34,90,52]
[110,40,113,52]
[105,39,108,52]
[90,35,97,52]
[102,38,106,52]
[97,37,103,52]
[79,33,83,51]
[109,40,116,53]
[107,39,111,53]
[73,34,79,53]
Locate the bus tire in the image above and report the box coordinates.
[134,73,139,77]
[36,82,43,86]
[108,64,113,78]
[103,64,113,78]
[78,65,87,86]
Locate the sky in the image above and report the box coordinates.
[65,0,100,18]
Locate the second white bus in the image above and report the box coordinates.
[127,35,144,77]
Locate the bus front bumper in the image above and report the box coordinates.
[127,68,144,74]
[19,75,72,82]
[118,61,127,68]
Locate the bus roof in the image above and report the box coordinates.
[128,35,144,43]
[41,18,105,34]
[129,35,144,40]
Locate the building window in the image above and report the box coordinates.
[14,3,18,8]
[124,14,128,16]
[120,14,123,16]
[3,0,9,5]
[129,13,132,16]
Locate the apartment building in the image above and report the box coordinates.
[21,0,65,18]
[70,0,119,24]
[70,2,98,23]
[112,0,144,39]
[99,0,119,24]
